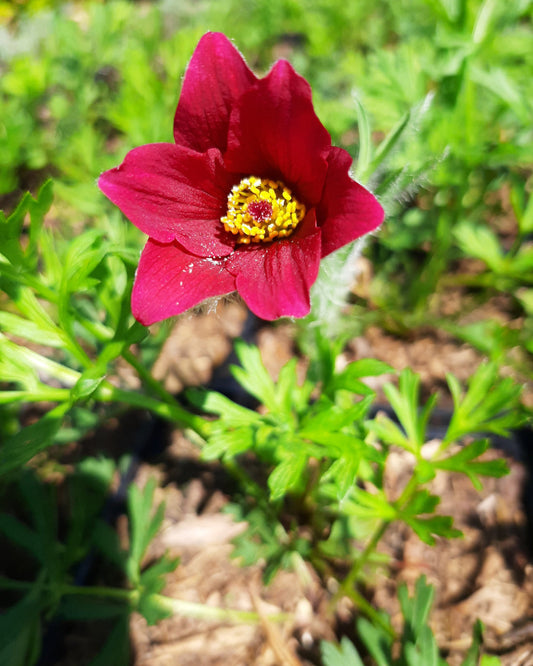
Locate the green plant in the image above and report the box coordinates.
[1,1,531,663]
[321,577,501,666]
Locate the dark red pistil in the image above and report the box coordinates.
[248,200,273,223]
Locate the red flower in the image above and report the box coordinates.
[98,33,384,324]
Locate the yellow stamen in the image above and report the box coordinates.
[221,177,306,244]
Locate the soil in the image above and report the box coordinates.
[50,292,531,666]
[21,296,533,665]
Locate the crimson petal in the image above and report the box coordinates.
[98,145,235,258]
[173,32,257,153]
[224,60,330,206]
[132,239,236,325]
[317,147,384,257]
[226,226,322,320]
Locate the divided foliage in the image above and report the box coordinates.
[0,0,531,664]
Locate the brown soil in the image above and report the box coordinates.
[48,298,533,665]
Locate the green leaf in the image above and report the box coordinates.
[324,452,362,501]
[454,222,503,272]
[137,592,173,625]
[472,0,499,45]
[0,335,40,390]
[366,109,411,177]
[0,181,53,272]
[399,576,434,641]
[0,514,41,562]
[302,430,364,452]
[350,487,397,521]
[445,364,523,444]
[510,245,533,278]
[306,327,345,388]
[0,402,70,475]
[58,597,127,621]
[186,388,261,426]
[397,491,461,544]
[460,620,485,666]
[63,229,107,289]
[402,489,440,516]
[126,478,165,585]
[275,358,300,418]
[89,615,130,666]
[0,589,42,666]
[123,320,149,345]
[300,397,373,437]
[140,555,179,596]
[92,520,126,571]
[406,514,461,545]
[332,359,394,395]
[64,456,116,567]
[268,453,307,501]
[404,625,441,666]
[0,311,65,348]
[353,92,372,182]
[518,191,533,235]
[321,636,365,666]
[356,616,393,666]
[396,577,448,665]
[367,412,412,450]
[433,439,509,490]
[480,656,501,666]
[69,365,107,404]
[0,333,80,389]
[17,472,60,579]
[381,369,437,453]
[27,180,54,254]
[202,426,255,461]
[231,340,277,409]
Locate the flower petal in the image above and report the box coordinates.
[98,144,236,258]
[224,60,330,206]
[317,147,384,257]
[226,217,322,320]
[173,32,257,153]
[132,239,237,325]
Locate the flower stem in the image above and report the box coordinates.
[154,594,288,624]
[122,348,178,405]
[0,577,287,625]
[0,388,71,404]
[95,381,211,438]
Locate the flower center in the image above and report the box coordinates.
[221,177,306,244]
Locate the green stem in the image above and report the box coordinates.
[394,472,421,508]
[61,584,136,603]
[0,578,287,625]
[334,473,423,608]
[439,273,495,288]
[122,348,179,405]
[0,264,58,304]
[0,388,71,404]
[79,318,115,343]
[153,594,288,624]
[350,587,397,640]
[335,520,389,604]
[95,382,211,437]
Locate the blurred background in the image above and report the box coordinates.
[1,0,532,348]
